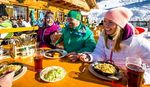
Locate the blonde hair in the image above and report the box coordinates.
[103,26,124,52]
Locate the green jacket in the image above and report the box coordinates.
[0,20,13,38]
[55,23,96,53]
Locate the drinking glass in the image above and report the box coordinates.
[126,57,144,87]
[34,49,43,72]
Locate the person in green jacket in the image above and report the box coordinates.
[55,10,96,62]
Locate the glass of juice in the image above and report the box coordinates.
[126,57,144,87]
[34,50,43,72]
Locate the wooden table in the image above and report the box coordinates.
[1,57,150,87]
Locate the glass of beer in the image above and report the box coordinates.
[126,57,144,87]
[34,50,43,72]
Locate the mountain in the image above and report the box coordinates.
[88,0,150,24]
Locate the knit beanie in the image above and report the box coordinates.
[67,10,82,21]
[104,7,133,28]
[45,11,54,20]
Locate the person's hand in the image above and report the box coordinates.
[67,52,77,57]
[67,52,78,62]
[50,33,56,44]
[0,71,15,87]
[78,53,90,62]
[55,44,64,49]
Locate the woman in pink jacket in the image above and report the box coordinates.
[78,7,150,84]
[37,11,60,48]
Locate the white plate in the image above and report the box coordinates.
[0,65,27,81]
[43,49,67,59]
[89,63,122,81]
[40,66,66,82]
[13,66,27,81]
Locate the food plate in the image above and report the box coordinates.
[8,62,24,76]
[43,49,67,59]
[0,62,27,81]
[13,66,27,81]
[40,66,66,82]
[92,61,119,76]
[89,62,122,81]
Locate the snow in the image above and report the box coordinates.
[87,0,150,24]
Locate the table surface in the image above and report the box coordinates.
[1,56,150,87]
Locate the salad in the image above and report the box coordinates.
[40,66,66,82]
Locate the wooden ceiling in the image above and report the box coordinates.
[47,0,90,11]
[85,0,98,9]
[1,0,97,11]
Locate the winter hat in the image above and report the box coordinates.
[104,7,133,28]
[45,11,54,20]
[67,10,82,21]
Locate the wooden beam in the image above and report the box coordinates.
[0,26,38,34]
[0,0,10,4]
[49,1,80,11]
[85,0,98,9]
[50,0,90,11]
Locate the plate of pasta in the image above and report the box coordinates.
[43,49,67,59]
[0,62,27,81]
[89,61,122,81]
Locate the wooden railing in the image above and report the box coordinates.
[0,26,38,34]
